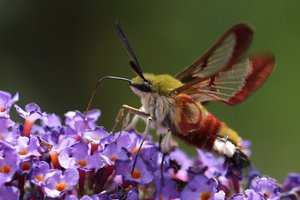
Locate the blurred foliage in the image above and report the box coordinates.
[0,1,299,180]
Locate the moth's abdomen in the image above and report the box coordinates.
[173,100,250,170]
[174,94,219,150]
[173,94,244,155]
[175,110,222,151]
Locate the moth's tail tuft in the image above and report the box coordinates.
[231,148,251,169]
[225,149,251,180]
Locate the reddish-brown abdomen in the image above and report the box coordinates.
[176,112,222,150]
[201,112,222,140]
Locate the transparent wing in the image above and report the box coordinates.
[174,24,254,94]
[180,54,275,106]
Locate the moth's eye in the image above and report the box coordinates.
[140,81,152,92]
[130,81,152,92]
[144,81,151,87]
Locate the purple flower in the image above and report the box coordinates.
[15,103,43,121]
[113,130,140,153]
[154,172,180,200]
[41,113,62,129]
[80,196,93,200]
[139,144,160,172]
[281,173,300,192]
[44,134,77,168]
[42,168,79,198]
[31,161,50,186]
[247,168,261,187]
[65,194,79,200]
[58,141,106,170]
[0,185,20,200]
[242,140,251,156]
[0,116,15,130]
[197,149,226,178]
[84,109,101,128]
[83,126,110,150]
[102,142,130,165]
[92,193,111,200]
[15,103,44,136]
[0,89,298,199]
[231,189,263,200]
[251,177,280,199]
[66,194,94,200]
[14,135,41,159]
[49,134,77,153]
[213,190,226,200]
[127,188,139,200]
[245,189,263,200]
[231,193,246,200]
[0,117,16,145]
[0,148,20,186]
[180,174,218,200]
[0,91,18,117]
[115,154,154,184]
[168,148,194,181]
[65,109,101,132]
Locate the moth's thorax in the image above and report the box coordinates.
[142,93,174,119]
[136,91,175,133]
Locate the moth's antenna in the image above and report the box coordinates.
[84,76,131,120]
[115,21,148,82]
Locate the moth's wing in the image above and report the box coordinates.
[178,54,275,106]
[174,24,254,93]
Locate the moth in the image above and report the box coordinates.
[87,22,275,173]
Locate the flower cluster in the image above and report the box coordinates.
[0,90,299,200]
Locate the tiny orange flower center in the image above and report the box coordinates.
[110,156,117,162]
[50,152,60,169]
[0,133,5,139]
[18,150,28,155]
[22,163,31,171]
[76,135,82,141]
[264,191,271,198]
[200,191,211,200]
[130,145,139,155]
[56,182,67,191]
[131,170,141,179]
[35,174,44,182]
[77,160,88,167]
[0,165,11,174]
[0,107,5,112]
[23,120,33,137]
[159,194,163,200]
[91,143,99,154]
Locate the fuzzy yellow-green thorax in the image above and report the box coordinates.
[131,73,183,95]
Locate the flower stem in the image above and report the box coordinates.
[93,165,115,193]
[78,169,86,197]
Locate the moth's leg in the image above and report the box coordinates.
[159,129,172,187]
[111,104,153,174]
[160,152,167,186]
[158,135,163,152]
[111,106,125,133]
[124,106,144,130]
[120,112,131,132]
[131,116,153,173]
[111,105,149,133]
[161,129,173,154]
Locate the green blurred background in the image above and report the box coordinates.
[0,1,299,181]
